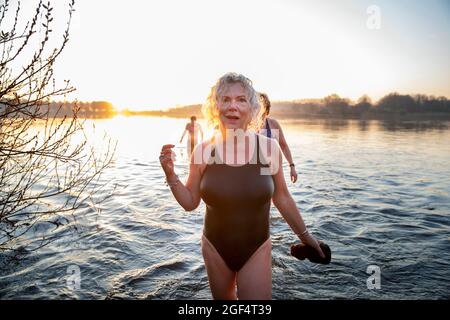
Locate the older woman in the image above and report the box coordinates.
[159,72,324,300]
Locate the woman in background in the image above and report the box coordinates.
[259,93,298,183]
[180,115,203,156]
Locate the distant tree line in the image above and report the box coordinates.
[6,92,445,120]
[0,100,116,118]
[269,93,450,119]
[128,92,450,120]
[122,104,202,119]
[52,101,116,118]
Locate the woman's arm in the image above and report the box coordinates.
[271,119,294,165]
[269,141,324,257]
[198,123,204,141]
[271,159,307,236]
[160,143,204,211]
[271,119,298,183]
[179,124,188,143]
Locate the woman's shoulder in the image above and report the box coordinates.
[200,138,213,149]
[191,138,214,165]
[256,132,271,144]
[256,133,282,175]
[256,133,281,155]
[267,117,281,129]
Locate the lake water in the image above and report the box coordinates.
[1,116,449,299]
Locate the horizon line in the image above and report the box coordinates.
[48,91,450,112]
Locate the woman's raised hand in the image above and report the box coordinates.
[159,144,176,178]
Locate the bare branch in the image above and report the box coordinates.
[0,0,116,253]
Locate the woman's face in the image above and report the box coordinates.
[217,82,252,130]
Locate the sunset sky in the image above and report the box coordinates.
[21,0,450,110]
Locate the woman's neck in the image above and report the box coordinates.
[218,126,249,142]
[214,126,255,165]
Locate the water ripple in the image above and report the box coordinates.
[1,118,449,299]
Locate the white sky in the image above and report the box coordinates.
[15,0,450,110]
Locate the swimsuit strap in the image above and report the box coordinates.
[256,133,261,165]
[265,118,272,138]
[210,135,216,158]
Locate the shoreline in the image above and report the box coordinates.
[118,111,450,122]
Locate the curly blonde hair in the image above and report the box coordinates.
[202,72,263,130]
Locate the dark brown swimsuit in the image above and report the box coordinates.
[200,134,274,271]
